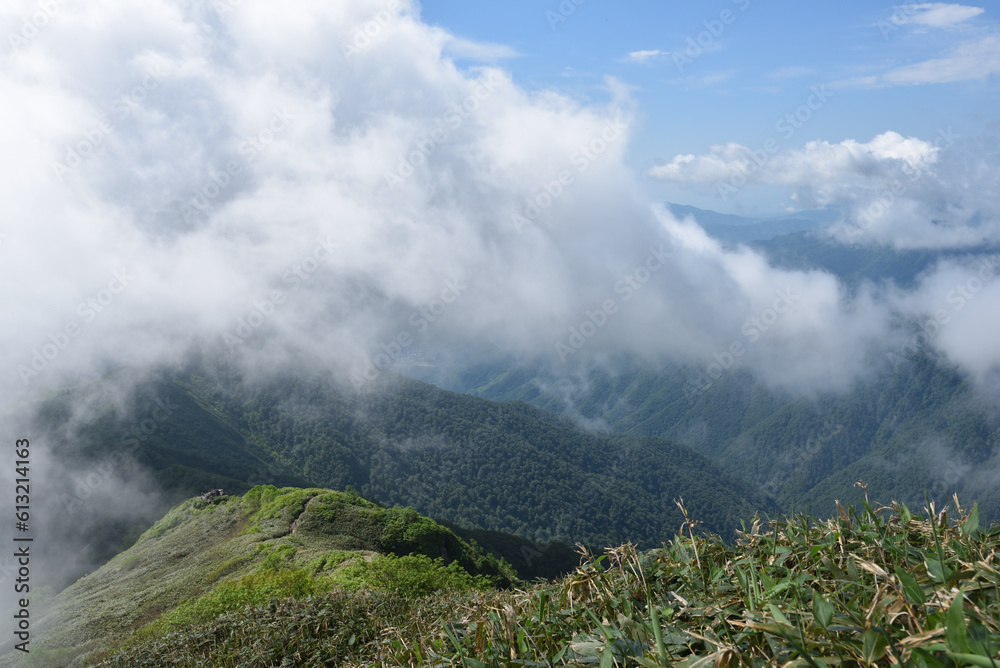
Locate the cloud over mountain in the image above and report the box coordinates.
[1,0,997,407]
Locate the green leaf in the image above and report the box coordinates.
[927,558,951,584]
[552,644,568,663]
[765,579,794,597]
[967,621,1000,657]
[650,605,667,664]
[600,644,614,668]
[945,654,1000,668]
[586,608,614,641]
[961,504,979,537]
[910,648,949,668]
[945,591,970,654]
[847,557,860,582]
[813,593,834,629]
[767,603,791,626]
[863,628,888,662]
[443,624,470,668]
[896,568,926,606]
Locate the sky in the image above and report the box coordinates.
[0,0,999,614]
[420,0,1000,213]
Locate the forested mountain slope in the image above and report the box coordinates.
[449,349,1000,523]
[30,359,770,577]
[170,361,770,545]
[420,221,1000,524]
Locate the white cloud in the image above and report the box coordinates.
[648,131,940,188]
[902,3,985,28]
[626,49,668,64]
[668,70,737,90]
[883,34,1000,84]
[887,252,1000,382]
[836,34,1000,88]
[648,129,1000,251]
[647,143,750,182]
[646,126,1000,380]
[695,71,735,87]
[442,35,519,61]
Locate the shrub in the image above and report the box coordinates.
[330,554,492,598]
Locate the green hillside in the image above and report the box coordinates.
[3,486,517,667]
[94,496,1000,667]
[174,362,772,544]
[449,352,1000,524]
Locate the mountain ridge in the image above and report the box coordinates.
[1,485,519,666]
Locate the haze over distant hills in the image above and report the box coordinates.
[401,204,1000,528]
[664,203,842,244]
[665,202,1000,288]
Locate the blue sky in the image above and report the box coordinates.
[420,1,1000,213]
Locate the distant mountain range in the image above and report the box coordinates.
[668,202,1000,289]
[664,202,841,244]
[439,351,1000,519]
[404,206,1000,526]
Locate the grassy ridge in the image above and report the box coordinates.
[97,494,999,666]
[9,486,517,667]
